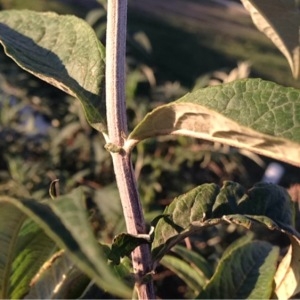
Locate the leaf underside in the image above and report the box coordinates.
[129,79,300,167]
[24,251,90,299]
[274,232,300,299]
[241,0,300,79]
[0,9,106,132]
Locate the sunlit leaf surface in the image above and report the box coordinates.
[129,79,300,167]
[198,238,279,299]
[0,10,106,131]
[241,0,300,78]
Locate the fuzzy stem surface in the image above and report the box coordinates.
[105,1,155,298]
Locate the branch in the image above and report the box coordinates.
[105,1,155,298]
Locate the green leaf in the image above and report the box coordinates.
[24,251,90,299]
[198,239,279,299]
[223,214,278,231]
[220,233,254,260]
[221,215,300,298]
[0,203,26,298]
[110,256,132,282]
[151,181,300,298]
[0,10,106,132]
[241,0,300,79]
[237,182,293,229]
[128,79,300,167]
[10,220,57,299]
[0,192,132,299]
[171,244,212,281]
[160,255,205,296]
[109,233,149,265]
[151,181,292,262]
[151,183,220,263]
[0,204,56,299]
[46,188,132,298]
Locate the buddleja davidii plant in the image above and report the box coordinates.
[0,1,299,300]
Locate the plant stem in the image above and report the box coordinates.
[105,1,155,299]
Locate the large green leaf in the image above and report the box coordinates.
[151,181,300,298]
[241,0,300,79]
[128,79,300,167]
[47,189,132,298]
[0,204,56,299]
[24,251,90,299]
[223,214,300,299]
[0,203,26,298]
[0,10,106,132]
[198,238,279,299]
[151,181,292,262]
[0,191,132,298]
[9,220,57,299]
